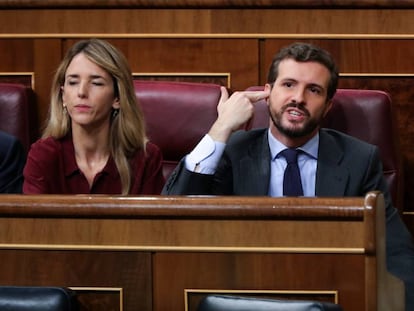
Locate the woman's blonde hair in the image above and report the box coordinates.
[43,38,147,194]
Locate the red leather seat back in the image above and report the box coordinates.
[135,80,221,179]
[323,89,402,209]
[0,83,38,152]
[245,87,403,210]
[244,85,270,129]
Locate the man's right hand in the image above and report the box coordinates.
[208,86,269,143]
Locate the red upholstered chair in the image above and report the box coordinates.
[245,87,403,211]
[134,80,221,179]
[0,83,38,152]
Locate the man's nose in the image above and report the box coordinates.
[291,88,305,104]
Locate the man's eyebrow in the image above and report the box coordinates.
[279,77,297,83]
[308,83,326,91]
[308,82,323,88]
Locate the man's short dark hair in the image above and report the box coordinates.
[267,42,339,100]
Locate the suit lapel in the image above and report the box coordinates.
[238,131,270,195]
[316,130,349,196]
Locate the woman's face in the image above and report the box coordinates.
[61,52,120,129]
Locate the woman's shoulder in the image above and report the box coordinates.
[28,136,66,158]
[129,141,163,164]
[145,141,162,154]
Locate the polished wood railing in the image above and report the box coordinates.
[0,0,412,8]
[0,192,403,310]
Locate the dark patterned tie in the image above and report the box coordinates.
[281,148,303,196]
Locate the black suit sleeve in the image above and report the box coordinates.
[0,131,26,193]
[161,159,216,195]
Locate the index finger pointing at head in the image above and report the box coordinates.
[244,90,270,103]
[219,86,229,105]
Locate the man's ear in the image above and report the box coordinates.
[323,99,333,117]
[264,83,272,106]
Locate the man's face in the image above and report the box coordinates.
[265,58,332,145]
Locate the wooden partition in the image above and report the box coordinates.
[0,192,403,310]
[0,1,413,233]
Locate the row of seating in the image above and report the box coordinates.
[135,81,403,210]
[0,81,403,210]
[0,286,343,310]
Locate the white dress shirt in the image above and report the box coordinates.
[184,130,319,196]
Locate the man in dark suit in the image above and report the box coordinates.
[0,130,25,193]
[163,42,414,310]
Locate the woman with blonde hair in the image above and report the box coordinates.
[23,38,165,194]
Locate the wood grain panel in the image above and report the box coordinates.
[0,193,403,311]
[33,39,62,128]
[0,39,34,69]
[0,38,61,131]
[261,39,414,80]
[64,38,258,90]
[0,217,365,250]
[153,252,365,311]
[72,289,122,311]
[0,9,413,34]
[0,73,33,88]
[0,249,152,311]
[1,0,414,9]
[0,196,367,250]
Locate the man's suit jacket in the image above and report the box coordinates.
[164,128,390,209]
[163,128,414,307]
[0,131,25,193]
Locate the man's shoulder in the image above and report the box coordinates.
[228,128,267,145]
[0,130,20,149]
[0,131,25,158]
[320,128,376,150]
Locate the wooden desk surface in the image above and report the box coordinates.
[0,192,403,311]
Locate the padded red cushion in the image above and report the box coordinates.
[135,80,221,178]
[0,83,37,152]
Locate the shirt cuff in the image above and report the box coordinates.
[185,134,226,174]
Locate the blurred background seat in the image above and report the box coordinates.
[135,80,221,179]
[0,286,78,311]
[197,295,343,311]
[0,83,38,153]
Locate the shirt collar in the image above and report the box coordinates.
[61,134,118,178]
[267,128,319,160]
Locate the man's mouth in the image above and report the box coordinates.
[288,110,302,116]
